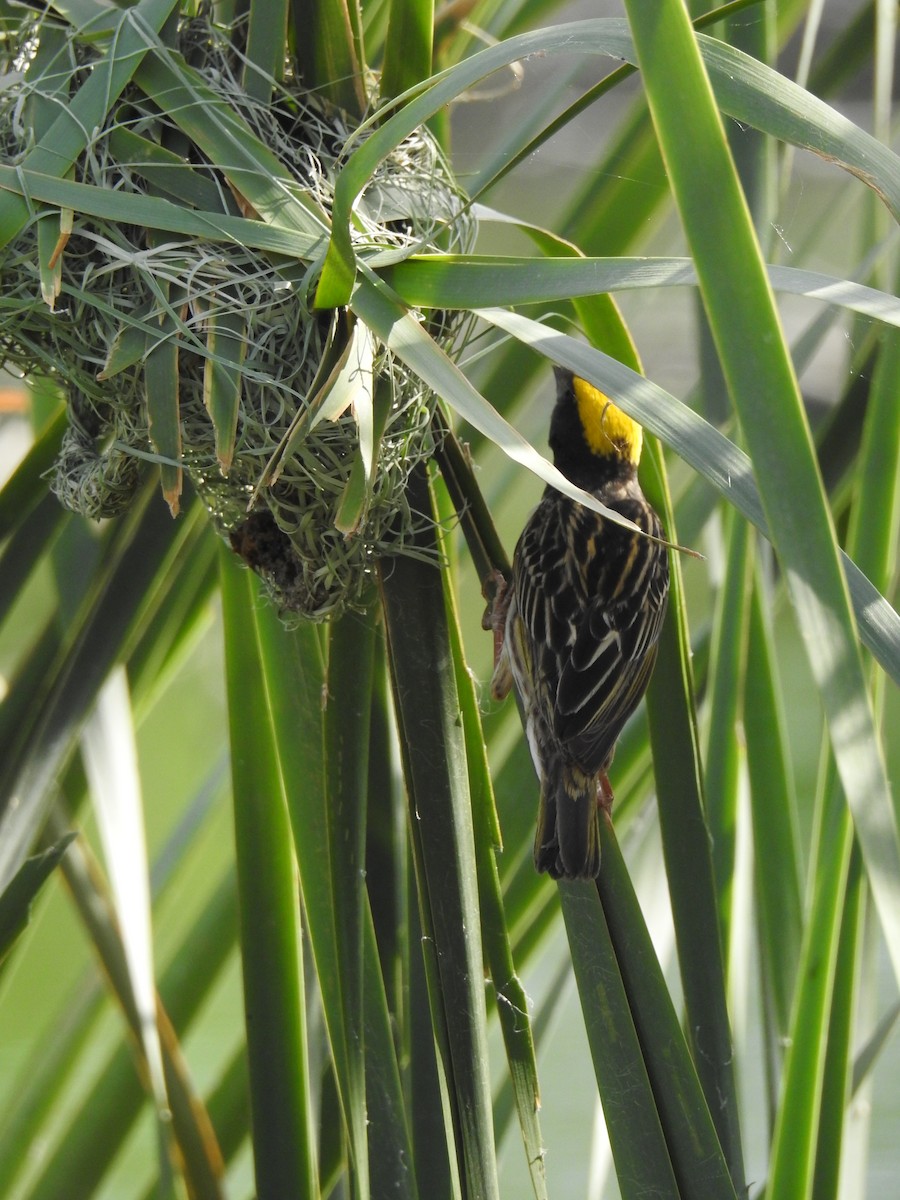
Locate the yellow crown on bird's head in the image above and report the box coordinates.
[570,374,643,466]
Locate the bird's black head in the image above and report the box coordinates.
[548,367,643,486]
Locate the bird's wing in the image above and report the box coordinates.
[554,505,669,770]
[510,498,577,715]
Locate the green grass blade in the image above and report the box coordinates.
[0,164,326,259]
[559,879,681,1199]
[36,209,65,310]
[220,547,317,1200]
[143,287,183,515]
[203,305,247,473]
[811,325,900,1196]
[253,606,381,1194]
[642,449,746,1191]
[290,0,368,116]
[744,571,804,1051]
[81,670,173,1180]
[126,522,219,699]
[380,465,499,1200]
[577,820,740,1199]
[0,488,197,896]
[380,254,900,327]
[702,511,751,951]
[55,829,218,1200]
[812,842,865,1200]
[106,126,229,211]
[243,0,289,99]
[766,772,853,1200]
[441,527,547,1200]
[381,0,434,99]
[363,638,406,1022]
[362,902,419,1200]
[0,0,181,251]
[622,0,900,990]
[852,995,900,1093]
[17,867,238,1200]
[323,606,379,1199]
[0,834,75,965]
[848,328,900,587]
[0,964,103,1199]
[406,873,457,1200]
[0,402,66,541]
[0,494,68,630]
[698,30,900,220]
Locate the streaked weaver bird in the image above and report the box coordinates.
[490,368,670,880]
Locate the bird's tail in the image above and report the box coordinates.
[533,781,560,878]
[533,763,601,880]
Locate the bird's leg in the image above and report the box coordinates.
[481,568,510,668]
[483,569,514,701]
[597,772,615,816]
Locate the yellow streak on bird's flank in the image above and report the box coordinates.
[573,376,643,466]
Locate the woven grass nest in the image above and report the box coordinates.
[0,16,475,621]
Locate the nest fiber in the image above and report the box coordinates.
[0,16,474,620]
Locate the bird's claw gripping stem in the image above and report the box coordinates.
[481,568,511,669]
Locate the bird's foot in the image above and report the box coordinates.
[482,568,511,668]
[598,773,615,816]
